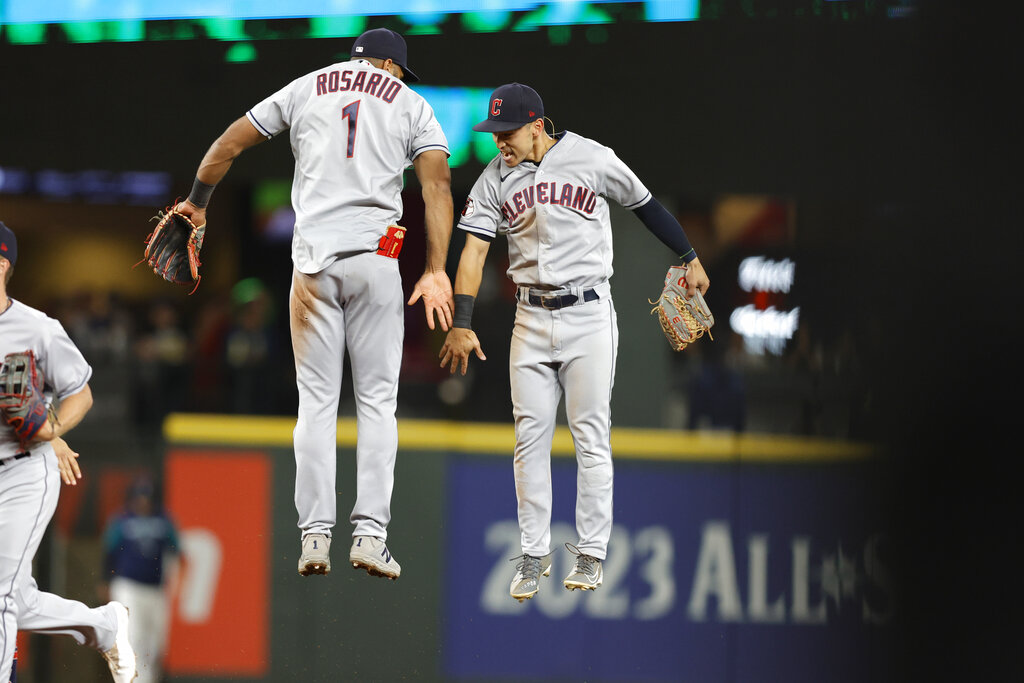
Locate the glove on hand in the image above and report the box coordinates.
[650,264,714,351]
[0,351,52,447]
[142,208,205,294]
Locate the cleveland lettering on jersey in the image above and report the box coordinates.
[501,182,598,222]
[316,68,403,103]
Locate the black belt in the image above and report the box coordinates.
[520,288,599,310]
[0,452,31,467]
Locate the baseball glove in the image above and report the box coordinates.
[650,264,714,351]
[0,351,53,447]
[141,207,206,294]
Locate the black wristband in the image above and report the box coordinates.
[453,294,475,329]
[187,177,217,209]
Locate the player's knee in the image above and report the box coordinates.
[580,460,613,489]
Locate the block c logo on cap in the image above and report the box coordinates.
[490,98,503,116]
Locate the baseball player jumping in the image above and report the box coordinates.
[0,222,137,682]
[173,28,454,580]
[439,84,709,601]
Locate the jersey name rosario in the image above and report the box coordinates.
[315,68,403,103]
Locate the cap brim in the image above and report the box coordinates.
[399,64,419,83]
[472,119,529,133]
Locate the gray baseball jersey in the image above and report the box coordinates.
[247,58,449,274]
[0,300,91,459]
[458,131,649,563]
[458,131,650,287]
[1,299,121,682]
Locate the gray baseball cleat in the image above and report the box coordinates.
[350,536,401,579]
[102,601,138,683]
[563,543,603,591]
[298,533,331,576]
[509,554,552,602]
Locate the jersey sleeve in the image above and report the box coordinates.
[409,99,450,160]
[41,319,92,400]
[246,75,303,139]
[601,147,652,210]
[457,164,503,240]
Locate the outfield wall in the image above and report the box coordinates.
[157,415,892,683]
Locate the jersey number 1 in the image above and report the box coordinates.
[342,100,360,158]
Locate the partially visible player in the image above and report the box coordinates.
[101,474,181,683]
[0,221,137,682]
[439,84,709,601]
[172,28,454,579]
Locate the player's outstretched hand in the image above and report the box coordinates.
[408,270,454,331]
[440,328,486,375]
[53,437,82,486]
[684,257,711,298]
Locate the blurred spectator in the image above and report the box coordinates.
[66,290,132,365]
[188,293,232,412]
[132,299,190,429]
[688,331,746,432]
[100,475,181,683]
[225,278,278,414]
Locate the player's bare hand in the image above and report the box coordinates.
[408,270,454,331]
[684,257,710,298]
[174,200,207,228]
[53,437,82,486]
[439,327,486,375]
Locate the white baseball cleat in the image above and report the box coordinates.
[102,601,137,683]
[509,554,552,602]
[350,536,401,580]
[563,543,603,591]
[298,533,332,576]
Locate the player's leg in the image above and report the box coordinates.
[560,299,618,564]
[0,455,52,682]
[110,578,162,683]
[341,253,403,541]
[290,265,347,542]
[1,454,122,656]
[510,305,563,559]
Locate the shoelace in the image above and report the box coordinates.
[565,543,599,576]
[511,554,542,580]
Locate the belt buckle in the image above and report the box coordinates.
[540,295,559,309]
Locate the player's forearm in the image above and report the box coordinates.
[196,139,244,186]
[421,182,453,273]
[195,117,266,187]
[633,197,696,262]
[453,253,486,297]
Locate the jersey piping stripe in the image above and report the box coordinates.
[55,369,93,402]
[457,222,496,236]
[0,455,52,662]
[162,413,877,463]
[623,192,652,210]
[246,111,274,139]
[412,143,449,157]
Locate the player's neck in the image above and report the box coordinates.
[529,134,557,163]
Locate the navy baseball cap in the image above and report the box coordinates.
[0,222,16,266]
[472,83,544,133]
[351,28,419,83]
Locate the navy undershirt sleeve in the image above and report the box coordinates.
[633,197,696,262]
